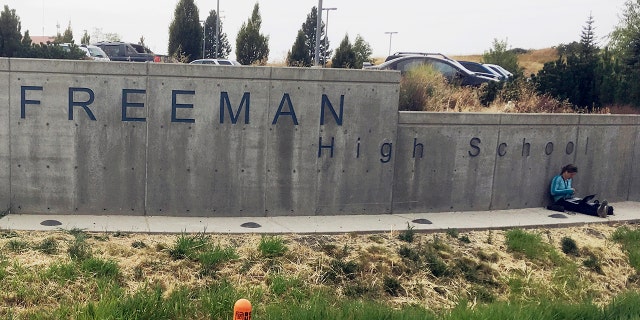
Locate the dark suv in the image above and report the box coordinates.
[365,54,498,86]
[92,41,159,62]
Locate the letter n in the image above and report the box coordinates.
[320,94,343,125]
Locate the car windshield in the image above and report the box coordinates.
[87,47,107,58]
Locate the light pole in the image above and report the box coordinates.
[385,31,398,56]
[314,0,323,66]
[215,0,220,59]
[200,20,206,59]
[322,7,337,67]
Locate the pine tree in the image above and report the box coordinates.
[81,30,90,45]
[168,0,203,62]
[235,3,269,65]
[352,34,372,69]
[287,30,310,66]
[203,10,231,59]
[0,5,23,57]
[300,7,329,65]
[331,34,356,68]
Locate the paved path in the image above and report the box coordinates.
[1,201,639,234]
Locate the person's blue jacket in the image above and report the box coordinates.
[550,175,574,202]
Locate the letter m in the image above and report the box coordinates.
[220,92,250,124]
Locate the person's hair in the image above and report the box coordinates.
[561,164,578,174]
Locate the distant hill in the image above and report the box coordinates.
[453,47,559,76]
[371,48,559,76]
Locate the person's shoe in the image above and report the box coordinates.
[607,206,614,216]
[597,200,608,218]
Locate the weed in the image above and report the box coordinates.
[131,240,147,249]
[459,234,471,244]
[383,276,403,296]
[398,245,420,263]
[68,237,92,261]
[487,230,494,244]
[35,237,58,254]
[561,237,579,256]
[258,235,288,258]
[398,223,416,243]
[267,274,307,301]
[583,253,604,275]
[478,250,500,263]
[0,230,19,239]
[80,257,120,280]
[323,259,360,283]
[169,232,209,260]
[43,262,78,283]
[66,227,88,239]
[424,251,448,278]
[446,228,459,239]
[198,245,238,275]
[5,239,29,252]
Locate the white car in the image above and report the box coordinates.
[79,44,110,61]
[190,58,241,66]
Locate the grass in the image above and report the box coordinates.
[612,226,640,272]
[1,225,639,319]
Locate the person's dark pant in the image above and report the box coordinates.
[555,198,598,216]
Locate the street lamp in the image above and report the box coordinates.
[385,31,398,56]
[200,20,206,59]
[322,7,337,67]
[215,0,220,59]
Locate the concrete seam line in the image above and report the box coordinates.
[488,114,504,211]
[7,58,11,212]
[143,62,150,216]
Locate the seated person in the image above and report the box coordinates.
[548,164,613,217]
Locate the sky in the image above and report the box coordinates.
[5,0,630,62]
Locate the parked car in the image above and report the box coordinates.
[92,41,160,62]
[483,64,513,79]
[365,54,498,86]
[457,61,504,80]
[78,44,110,61]
[189,58,242,66]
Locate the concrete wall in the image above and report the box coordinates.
[1,58,400,217]
[394,112,640,212]
[1,58,638,217]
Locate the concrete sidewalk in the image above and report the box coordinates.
[1,201,639,234]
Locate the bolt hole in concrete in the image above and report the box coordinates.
[412,218,433,224]
[548,213,568,219]
[240,222,262,228]
[40,220,62,226]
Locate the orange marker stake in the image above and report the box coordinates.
[234,298,252,320]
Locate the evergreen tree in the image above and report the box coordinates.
[80,30,90,45]
[203,10,231,59]
[608,0,640,106]
[287,30,311,66]
[301,7,329,65]
[331,34,356,68]
[236,3,269,65]
[352,34,372,69]
[168,0,202,62]
[0,5,23,57]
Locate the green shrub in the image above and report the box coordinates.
[36,237,59,254]
[198,245,238,275]
[612,227,640,272]
[68,238,92,261]
[81,257,120,280]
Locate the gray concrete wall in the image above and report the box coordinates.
[3,58,400,217]
[395,112,640,213]
[1,58,638,217]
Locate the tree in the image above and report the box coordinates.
[301,7,329,65]
[608,0,640,106]
[0,5,23,57]
[287,30,311,66]
[236,3,269,65]
[203,10,231,59]
[482,38,522,77]
[168,0,202,62]
[80,30,90,45]
[534,14,602,110]
[331,34,356,68]
[352,34,372,69]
